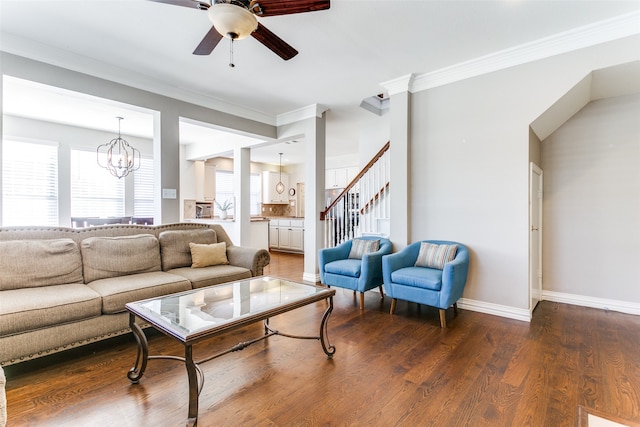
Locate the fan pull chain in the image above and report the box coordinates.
[229,38,235,68]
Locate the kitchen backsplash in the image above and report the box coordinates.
[261,203,297,217]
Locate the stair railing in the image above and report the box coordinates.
[320,141,390,247]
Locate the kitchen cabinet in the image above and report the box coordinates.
[278,224,291,248]
[325,168,347,189]
[269,219,304,252]
[288,227,304,251]
[262,171,289,204]
[269,222,279,248]
[326,167,360,190]
[195,162,216,202]
[204,165,215,201]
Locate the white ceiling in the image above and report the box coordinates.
[2,0,640,165]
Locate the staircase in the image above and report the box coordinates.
[320,141,390,247]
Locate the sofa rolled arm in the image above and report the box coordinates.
[226,245,271,276]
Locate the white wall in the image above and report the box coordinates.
[542,94,640,303]
[408,35,640,315]
[3,115,153,154]
[358,111,390,167]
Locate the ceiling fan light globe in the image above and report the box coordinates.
[208,3,258,40]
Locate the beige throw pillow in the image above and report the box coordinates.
[414,242,458,270]
[189,242,229,268]
[348,238,380,259]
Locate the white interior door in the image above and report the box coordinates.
[529,162,543,312]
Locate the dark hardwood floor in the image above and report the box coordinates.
[4,252,640,426]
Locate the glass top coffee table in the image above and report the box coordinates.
[126,276,336,427]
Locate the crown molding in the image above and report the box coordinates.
[411,10,640,93]
[276,103,329,126]
[0,34,278,126]
[380,74,415,95]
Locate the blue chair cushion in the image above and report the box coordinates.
[390,266,442,291]
[324,259,362,278]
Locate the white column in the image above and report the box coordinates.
[154,110,181,223]
[234,146,251,246]
[382,74,414,249]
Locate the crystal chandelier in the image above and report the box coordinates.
[97,117,140,179]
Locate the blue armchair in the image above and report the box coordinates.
[382,240,469,327]
[319,236,392,310]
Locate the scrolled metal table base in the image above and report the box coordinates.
[127,296,335,426]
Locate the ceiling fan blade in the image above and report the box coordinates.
[147,0,210,10]
[251,23,298,61]
[255,0,330,17]
[193,26,223,55]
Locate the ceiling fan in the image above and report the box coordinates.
[149,0,330,64]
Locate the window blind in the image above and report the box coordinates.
[134,156,154,217]
[2,139,59,226]
[214,171,262,216]
[250,173,261,216]
[71,149,124,217]
[215,171,234,216]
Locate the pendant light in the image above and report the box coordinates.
[275,152,285,194]
[96,117,140,179]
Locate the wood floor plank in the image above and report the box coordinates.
[4,252,640,426]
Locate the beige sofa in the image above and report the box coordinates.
[0,223,270,366]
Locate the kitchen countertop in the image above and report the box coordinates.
[185,217,303,223]
[261,216,304,220]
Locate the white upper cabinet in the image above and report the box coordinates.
[203,165,215,201]
[326,168,348,189]
[326,167,360,190]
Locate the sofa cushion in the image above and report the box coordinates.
[189,242,229,268]
[0,239,83,291]
[0,284,102,335]
[168,265,251,289]
[159,229,218,271]
[391,266,442,291]
[414,242,458,270]
[87,271,192,314]
[348,238,380,260]
[324,259,362,278]
[81,234,161,283]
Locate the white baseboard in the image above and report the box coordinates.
[542,290,640,316]
[456,293,640,323]
[457,298,532,322]
[302,272,320,283]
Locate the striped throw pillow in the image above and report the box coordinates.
[414,242,458,269]
[348,239,380,259]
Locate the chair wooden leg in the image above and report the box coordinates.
[439,309,447,328]
[390,298,397,314]
[378,285,384,299]
[359,292,365,310]
[453,302,459,315]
